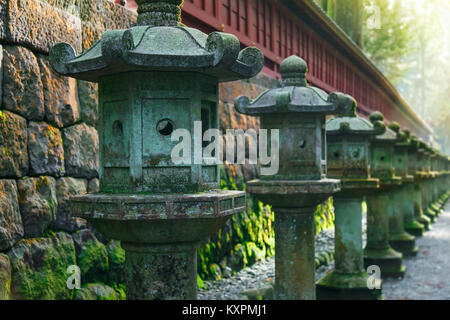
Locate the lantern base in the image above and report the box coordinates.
[337,178,380,197]
[246,179,341,208]
[316,271,382,300]
[70,190,246,300]
[424,207,437,222]
[364,247,406,279]
[404,220,425,237]
[389,232,418,257]
[122,241,198,300]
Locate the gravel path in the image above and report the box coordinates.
[198,228,336,300]
[382,201,450,300]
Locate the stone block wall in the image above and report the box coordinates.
[0,0,276,298]
[0,0,137,300]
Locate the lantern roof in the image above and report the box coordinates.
[326,96,385,136]
[49,0,264,82]
[234,55,354,116]
[389,122,411,147]
[369,111,398,143]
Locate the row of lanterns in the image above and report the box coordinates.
[49,0,450,300]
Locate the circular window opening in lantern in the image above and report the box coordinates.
[157,119,175,136]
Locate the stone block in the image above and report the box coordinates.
[62,123,99,179]
[0,110,29,178]
[28,122,65,177]
[77,80,98,126]
[8,232,76,300]
[2,46,44,121]
[0,253,11,300]
[0,0,82,54]
[38,55,80,128]
[54,177,88,232]
[0,180,24,252]
[17,176,57,238]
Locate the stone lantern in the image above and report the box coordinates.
[316,97,384,300]
[409,136,431,230]
[364,111,405,279]
[429,148,442,216]
[419,142,437,222]
[235,55,352,300]
[50,0,264,300]
[387,123,418,256]
[437,153,450,208]
[402,132,427,235]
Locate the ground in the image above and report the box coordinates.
[383,201,450,300]
[199,201,450,300]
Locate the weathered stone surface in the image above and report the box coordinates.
[88,178,100,193]
[2,46,44,121]
[8,232,76,300]
[219,80,267,131]
[38,55,80,128]
[77,0,136,29]
[81,20,105,52]
[0,180,23,252]
[77,80,98,126]
[0,3,7,39]
[75,283,122,300]
[72,228,97,256]
[1,0,82,54]
[0,253,11,300]
[0,45,3,107]
[0,111,29,178]
[77,237,108,284]
[28,122,65,177]
[106,240,125,283]
[63,124,99,179]
[54,177,88,232]
[17,177,57,238]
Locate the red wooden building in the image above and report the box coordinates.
[112,0,433,142]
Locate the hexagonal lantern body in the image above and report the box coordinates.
[235,55,350,300]
[50,0,264,300]
[316,100,383,300]
[326,106,385,182]
[98,71,221,193]
[369,116,400,183]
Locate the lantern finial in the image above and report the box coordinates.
[280,55,308,87]
[136,0,184,27]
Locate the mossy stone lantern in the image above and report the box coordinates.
[402,132,427,235]
[235,55,352,300]
[316,97,384,300]
[409,136,431,230]
[364,111,405,279]
[50,0,264,300]
[429,148,442,216]
[437,153,449,208]
[387,123,418,256]
[419,142,437,222]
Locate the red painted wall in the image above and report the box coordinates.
[109,0,431,141]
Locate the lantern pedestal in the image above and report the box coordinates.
[402,183,425,237]
[422,176,437,222]
[317,180,382,300]
[388,177,418,257]
[247,179,341,300]
[413,174,431,230]
[71,190,246,300]
[122,242,198,300]
[364,180,406,279]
